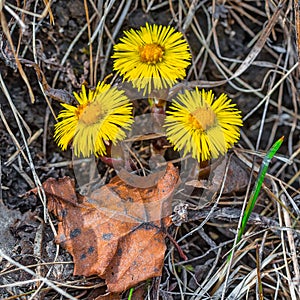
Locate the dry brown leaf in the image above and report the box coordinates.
[186,155,249,194]
[45,163,179,292]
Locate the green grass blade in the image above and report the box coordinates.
[229,136,284,260]
[128,287,134,299]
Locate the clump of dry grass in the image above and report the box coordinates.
[0,1,300,299]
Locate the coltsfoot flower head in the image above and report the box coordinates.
[112,23,191,95]
[54,82,133,157]
[164,89,243,162]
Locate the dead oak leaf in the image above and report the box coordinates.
[45,163,179,292]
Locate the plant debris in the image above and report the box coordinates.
[1,1,300,299]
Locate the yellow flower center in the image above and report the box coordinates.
[139,43,164,64]
[76,102,103,125]
[189,106,216,131]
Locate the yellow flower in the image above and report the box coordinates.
[54,82,133,157]
[164,89,243,162]
[112,23,191,95]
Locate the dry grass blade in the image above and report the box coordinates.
[5,129,43,167]
[256,243,264,300]
[0,73,48,220]
[228,252,281,299]
[41,0,54,24]
[281,195,300,297]
[229,0,286,81]
[0,108,30,166]
[0,11,35,103]
[294,0,300,68]
[84,0,93,86]
[0,250,77,300]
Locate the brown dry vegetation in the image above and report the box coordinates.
[1,1,300,299]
